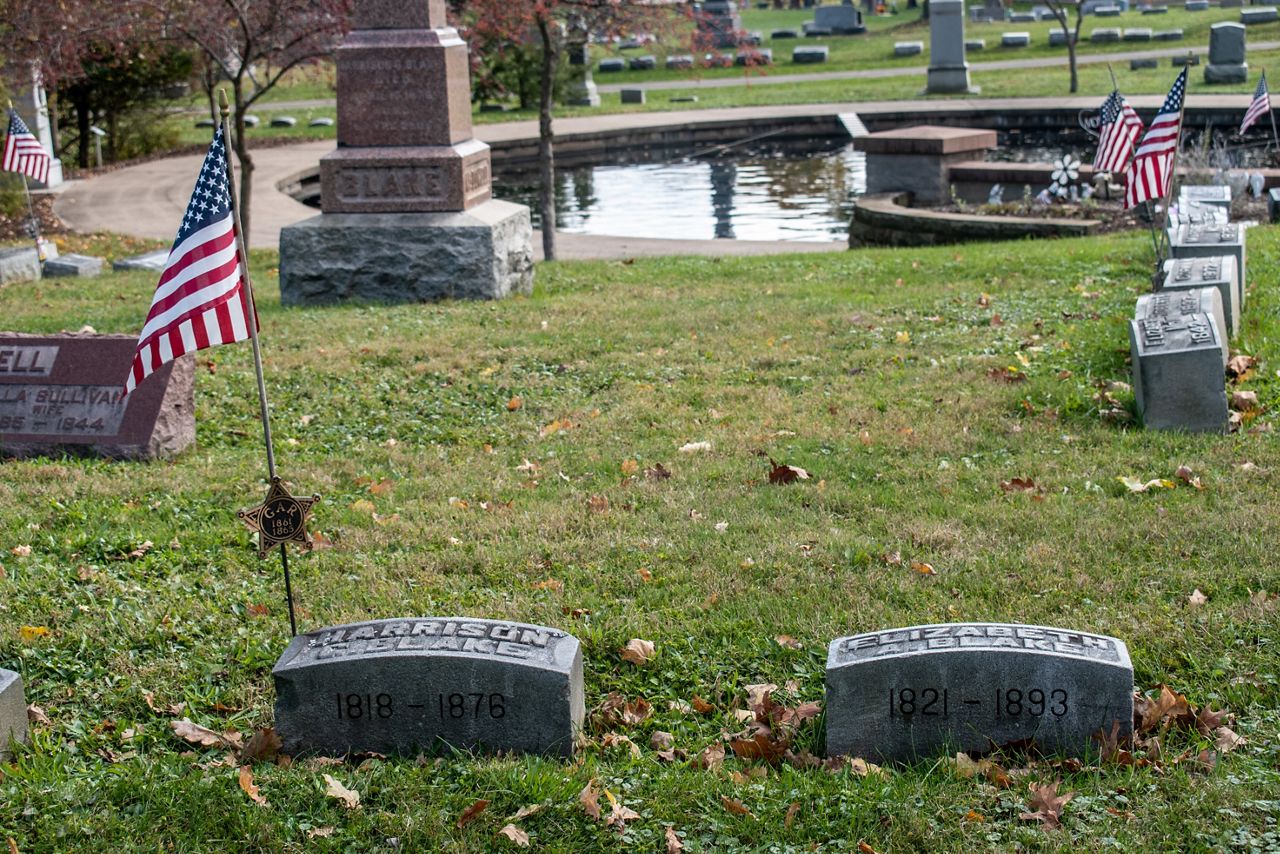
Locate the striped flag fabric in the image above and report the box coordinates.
[1093,90,1144,175]
[1239,71,1271,135]
[124,127,256,395]
[2,110,52,184]
[1124,68,1187,210]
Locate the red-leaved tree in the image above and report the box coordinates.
[459,0,687,260]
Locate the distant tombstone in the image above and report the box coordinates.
[0,333,194,460]
[1091,27,1122,41]
[1132,58,1159,69]
[0,247,42,285]
[803,22,834,35]
[697,0,745,48]
[568,40,601,107]
[1095,4,1123,15]
[1173,53,1200,66]
[628,54,657,70]
[1169,223,1246,307]
[1130,312,1227,432]
[270,116,298,127]
[771,28,799,38]
[621,88,646,104]
[194,118,216,129]
[984,0,1007,20]
[1161,255,1240,338]
[793,45,830,63]
[0,669,26,761]
[894,40,924,55]
[309,117,336,127]
[598,58,625,72]
[736,48,773,65]
[814,0,866,33]
[1123,27,1153,40]
[1268,187,1280,222]
[242,114,260,127]
[1009,12,1037,22]
[825,623,1134,762]
[927,0,974,93]
[274,618,584,757]
[1049,30,1078,46]
[1153,28,1184,40]
[1001,31,1032,46]
[1137,288,1228,365]
[1241,8,1278,25]
[1174,198,1229,225]
[1141,4,1169,12]
[1185,0,1209,8]
[1205,22,1247,83]
[966,38,986,50]
[111,249,170,272]
[42,253,103,278]
[9,64,62,188]
[666,54,695,69]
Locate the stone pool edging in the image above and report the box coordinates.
[848,192,1102,247]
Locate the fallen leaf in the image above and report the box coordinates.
[322,773,360,809]
[1215,726,1246,753]
[305,827,335,839]
[539,418,573,438]
[965,809,985,822]
[579,780,601,820]
[588,495,610,514]
[601,732,641,758]
[351,499,377,514]
[857,844,880,854]
[239,728,282,764]
[516,458,540,473]
[784,802,801,829]
[9,545,31,557]
[978,293,991,307]
[1226,353,1256,378]
[457,798,490,828]
[506,397,523,411]
[768,458,810,485]
[693,741,725,772]
[882,551,902,566]
[605,794,641,832]
[621,458,639,476]
[1117,475,1175,493]
[246,602,270,617]
[664,825,684,853]
[691,695,715,714]
[999,477,1037,493]
[19,626,50,642]
[987,366,1025,383]
[497,824,529,846]
[1188,588,1208,607]
[172,718,243,751]
[910,561,937,576]
[530,578,563,592]
[238,765,267,806]
[1019,781,1075,830]
[1175,465,1204,489]
[637,567,653,582]
[1231,390,1259,412]
[774,635,803,649]
[720,796,755,819]
[650,731,675,750]
[620,638,655,665]
[645,463,672,480]
[678,441,712,454]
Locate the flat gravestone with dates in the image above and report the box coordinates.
[0,333,193,460]
[1160,255,1240,338]
[825,623,1133,762]
[274,617,583,757]
[1130,310,1227,433]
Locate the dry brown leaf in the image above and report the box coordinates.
[142,690,186,717]
[882,551,902,566]
[506,397,523,411]
[650,731,675,751]
[172,718,243,751]
[1175,465,1205,489]
[1227,354,1256,379]
[1019,781,1074,830]
[238,765,267,806]
[588,495,610,514]
[693,741,725,772]
[999,477,1038,493]
[620,638,655,665]
[8,838,18,854]
[774,635,803,650]
[645,462,672,480]
[368,479,394,496]
[637,567,653,582]
[720,796,755,819]
[507,804,544,823]
[497,824,529,847]
[601,732,641,758]
[965,809,985,822]
[305,827,335,839]
[530,578,563,592]
[768,458,810,485]
[857,844,880,854]
[664,825,684,853]
[239,728,282,764]
[621,458,639,477]
[9,545,31,557]
[1231,390,1260,412]
[1215,726,1246,753]
[322,773,360,809]
[26,704,50,726]
[784,802,801,829]
[691,695,715,714]
[579,780,601,820]
[1188,588,1208,607]
[457,798,490,828]
[910,561,938,576]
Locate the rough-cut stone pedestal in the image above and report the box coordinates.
[854,126,997,203]
[279,202,534,305]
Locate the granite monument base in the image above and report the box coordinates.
[0,669,27,761]
[1205,63,1248,83]
[278,201,534,306]
[925,65,977,93]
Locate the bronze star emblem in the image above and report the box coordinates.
[238,476,320,558]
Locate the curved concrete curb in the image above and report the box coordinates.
[849,192,1102,247]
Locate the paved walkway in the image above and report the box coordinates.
[56,94,1256,260]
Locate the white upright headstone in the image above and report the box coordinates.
[10,64,63,188]
[927,0,974,93]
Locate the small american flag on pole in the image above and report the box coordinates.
[2,109,52,185]
[1093,90,1144,175]
[1124,68,1187,210]
[1239,71,1271,135]
[124,127,256,395]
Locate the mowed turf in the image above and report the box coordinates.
[0,225,1277,851]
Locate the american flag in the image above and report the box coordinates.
[1239,72,1271,135]
[1093,90,1144,175]
[1124,68,1187,210]
[2,110,52,184]
[124,127,256,395]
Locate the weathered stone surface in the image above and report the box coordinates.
[1161,255,1240,338]
[814,3,865,32]
[1169,223,1246,308]
[319,140,492,213]
[0,669,26,761]
[1131,57,1159,68]
[1095,3,1123,14]
[310,117,336,127]
[1001,31,1032,46]
[621,88,646,104]
[927,0,972,93]
[856,127,997,204]
[965,38,986,50]
[598,58,625,72]
[1049,30,1078,46]
[628,54,657,70]
[0,333,194,460]
[894,40,924,55]
[1173,53,1200,65]
[270,116,298,127]
[42,254,104,278]
[736,48,773,64]
[793,45,830,63]
[1009,11,1036,22]
[278,202,534,305]
[666,54,695,68]
[0,247,42,285]
[697,0,745,47]
[1174,198,1229,225]
[1153,28,1184,39]
[803,23,834,36]
[1180,184,1231,206]
[1137,287,1228,365]
[273,618,584,757]
[1123,27,1153,39]
[1130,312,1227,432]
[111,249,169,272]
[1141,5,1169,13]
[355,0,446,29]
[1185,0,1208,8]
[825,623,1134,762]
[1091,27,1122,41]
[1206,22,1247,84]
[1241,7,1279,24]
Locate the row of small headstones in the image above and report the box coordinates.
[193,116,332,130]
[1130,185,1247,433]
[3,618,1136,763]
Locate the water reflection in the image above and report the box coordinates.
[493,142,867,243]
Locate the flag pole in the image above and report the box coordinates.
[1265,70,1279,151]
[7,101,43,277]
[217,89,298,637]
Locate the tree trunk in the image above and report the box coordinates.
[536,16,558,262]
[1071,6,1085,94]
[232,77,255,248]
[1066,39,1078,94]
[73,89,91,169]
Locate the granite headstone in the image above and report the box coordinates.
[927,0,974,93]
[1205,21,1247,83]
[825,623,1134,762]
[1169,223,1246,308]
[814,0,866,33]
[1137,287,1228,366]
[1161,255,1240,337]
[0,669,26,761]
[0,333,194,460]
[1130,312,1227,432]
[274,617,584,757]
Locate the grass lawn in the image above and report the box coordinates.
[0,223,1278,850]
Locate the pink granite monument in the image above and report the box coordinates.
[280,0,533,304]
